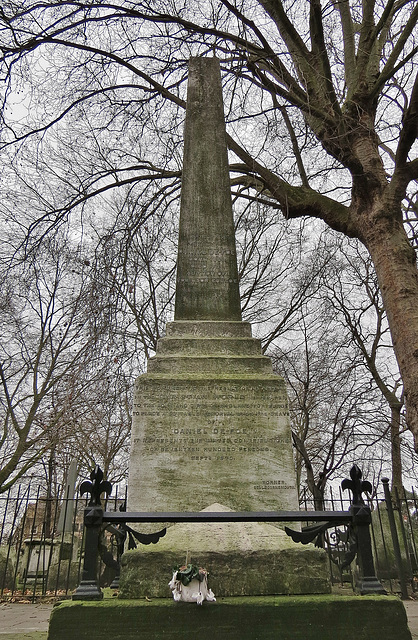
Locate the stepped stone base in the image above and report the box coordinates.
[50,596,412,640]
[128,321,299,516]
[127,320,309,595]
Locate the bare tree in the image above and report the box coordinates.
[1,2,417,445]
[322,239,407,491]
[0,230,110,491]
[92,187,178,360]
[273,302,393,506]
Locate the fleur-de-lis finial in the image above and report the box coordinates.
[341,464,372,505]
[80,465,112,506]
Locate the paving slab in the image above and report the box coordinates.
[404,601,418,639]
[0,603,52,636]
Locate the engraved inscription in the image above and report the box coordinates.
[254,480,295,490]
[130,377,298,512]
[177,247,239,286]
[132,381,291,465]
[134,427,291,460]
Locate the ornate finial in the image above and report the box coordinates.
[341,464,372,505]
[80,465,112,506]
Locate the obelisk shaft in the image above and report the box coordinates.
[174,57,241,321]
[125,57,317,599]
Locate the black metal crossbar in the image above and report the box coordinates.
[72,464,387,602]
[103,510,352,524]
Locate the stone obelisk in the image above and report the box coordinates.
[123,58,329,597]
[175,57,241,323]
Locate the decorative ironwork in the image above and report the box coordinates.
[79,466,112,507]
[341,464,372,505]
[99,508,166,574]
[75,482,167,591]
[285,465,385,594]
[327,526,358,570]
[125,523,167,548]
[73,462,386,599]
[285,522,334,547]
[285,521,357,570]
[342,466,385,594]
[328,528,349,546]
[73,466,111,601]
[285,464,372,549]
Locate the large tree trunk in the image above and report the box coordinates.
[390,404,403,492]
[358,199,418,448]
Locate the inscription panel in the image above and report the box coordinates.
[175,242,241,320]
[177,247,239,286]
[128,377,298,516]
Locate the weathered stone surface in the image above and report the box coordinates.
[157,337,262,356]
[166,321,252,338]
[48,596,412,640]
[126,58,310,597]
[174,58,241,322]
[146,354,274,374]
[120,546,330,597]
[119,505,330,597]
[128,363,298,515]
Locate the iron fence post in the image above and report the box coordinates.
[72,466,112,601]
[350,502,386,594]
[72,505,103,600]
[342,464,386,595]
[382,477,409,599]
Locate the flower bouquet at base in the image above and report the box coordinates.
[168,564,216,605]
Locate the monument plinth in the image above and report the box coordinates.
[124,57,329,597]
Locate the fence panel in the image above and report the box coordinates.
[0,484,125,601]
[2,479,418,600]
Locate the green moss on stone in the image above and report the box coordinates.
[48,595,412,640]
[119,545,330,598]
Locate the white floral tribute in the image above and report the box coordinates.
[168,564,216,605]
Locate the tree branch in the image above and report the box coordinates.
[332,0,356,92]
[226,133,356,237]
[309,0,341,114]
[0,84,151,148]
[375,3,418,93]
[395,70,418,167]
[257,0,310,64]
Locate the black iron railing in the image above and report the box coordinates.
[73,464,386,601]
[2,468,416,600]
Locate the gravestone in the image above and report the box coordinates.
[123,57,329,597]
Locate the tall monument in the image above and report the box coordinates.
[123,57,329,597]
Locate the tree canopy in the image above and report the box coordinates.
[0,1,417,486]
